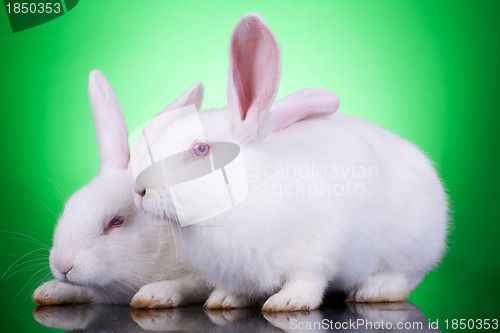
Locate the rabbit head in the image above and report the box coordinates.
[49,71,200,293]
[134,14,339,221]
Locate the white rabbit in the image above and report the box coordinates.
[33,70,210,308]
[134,14,448,311]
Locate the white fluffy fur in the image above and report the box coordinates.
[135,14,448,311]
[33,71,209,307]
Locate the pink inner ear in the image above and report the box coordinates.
[228,14,281,125]
[232,66,247,120]
[270,89,340,132]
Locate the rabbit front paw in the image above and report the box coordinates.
[262,289,322,312]
[205,289,252,309]
[33,280,93,305]
[131,281,185,308]
[262,275,326,312]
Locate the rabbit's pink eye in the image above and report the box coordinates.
[104,216,124,234]
[192,142,210,157]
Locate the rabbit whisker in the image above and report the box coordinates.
[1,248,48,281]
[0,229,51,248]
[10,266,50,304]
[2,261,49,281]
[38,171,70,199]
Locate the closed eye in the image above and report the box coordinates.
[103,216,124,235]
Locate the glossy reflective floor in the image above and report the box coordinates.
[33,300,442,332]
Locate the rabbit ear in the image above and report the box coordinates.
[159,81,204,115]
[269,89,340,132]
[88,70,130,171]
[227,14,281,140]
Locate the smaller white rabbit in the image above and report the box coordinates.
[33,70,209,307]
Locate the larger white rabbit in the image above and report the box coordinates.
[33,70,209,307]
[134,14,448,311]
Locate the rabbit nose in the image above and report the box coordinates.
[54,262,73,281]
[61,266,73,275]
[59,266,73,282]
[135,187,146,197]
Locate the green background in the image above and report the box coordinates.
[1,0,499,331]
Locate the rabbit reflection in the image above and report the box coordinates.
[33,301,441,332]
